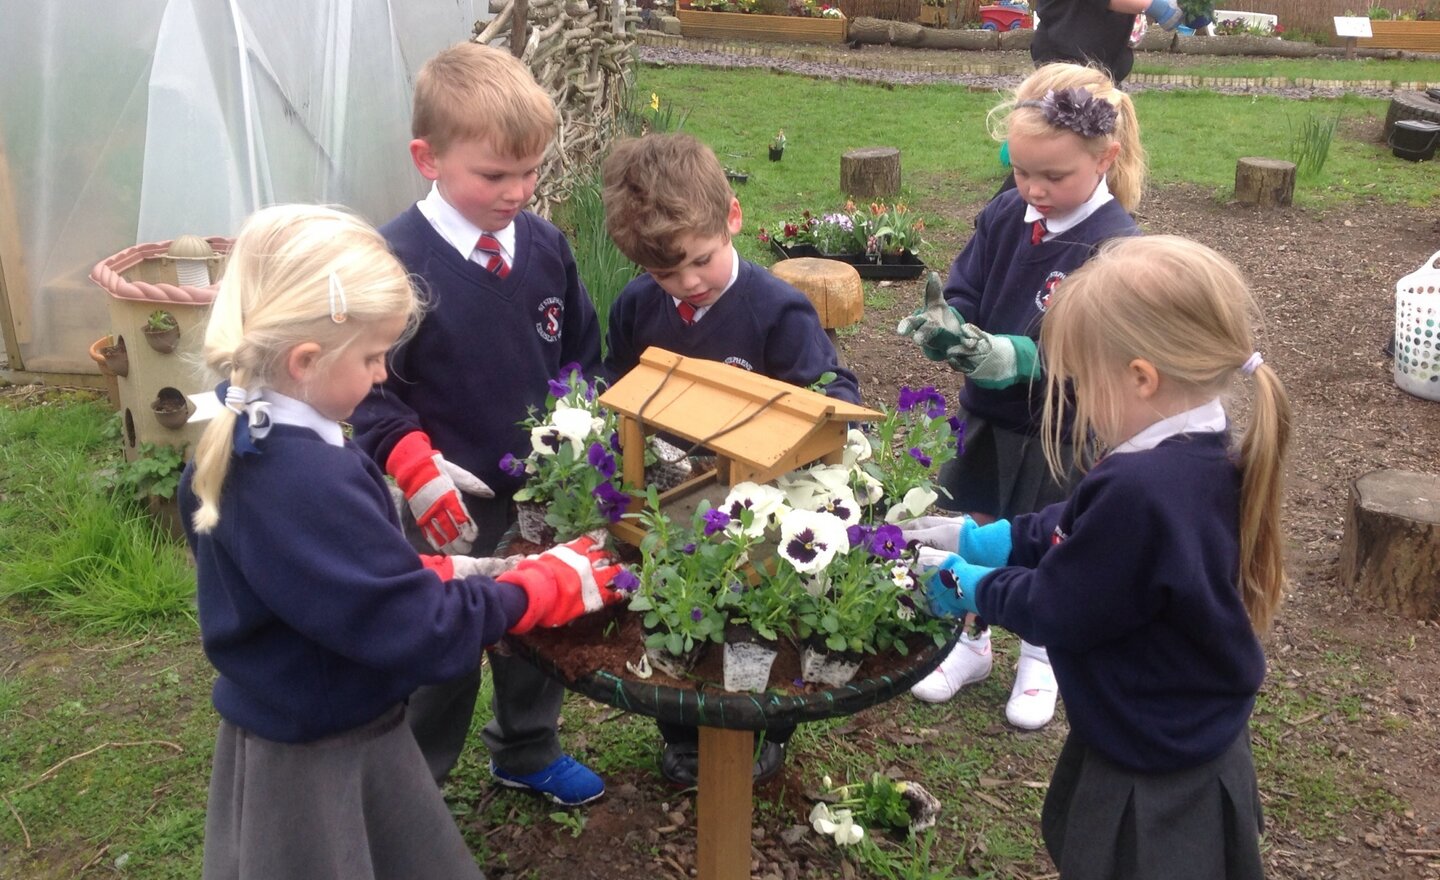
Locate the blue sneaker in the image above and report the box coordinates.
[490,755,604,806]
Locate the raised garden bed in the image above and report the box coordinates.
[676,9,848,44]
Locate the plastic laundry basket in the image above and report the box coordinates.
[1393,250,1440,401]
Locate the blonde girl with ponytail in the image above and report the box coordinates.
[179,205,626,880]
[913,234,1286,880]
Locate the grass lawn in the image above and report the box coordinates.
[1,61,1431,878]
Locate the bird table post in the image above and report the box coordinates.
[696,726,755,879]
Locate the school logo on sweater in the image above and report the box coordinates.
[1051,525,1068,546]
[536,297,564,342]
[1036,271,1066,312]
[724,356,755,372]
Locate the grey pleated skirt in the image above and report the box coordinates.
[1041,729,1265,880]
[935,413,1082,519]
[202,705,484,880]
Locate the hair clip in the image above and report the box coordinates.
[329,271,348,323]
[1017,88,1118,138]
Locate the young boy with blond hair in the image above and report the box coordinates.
[601,132,860,786]
[350,41,604,805]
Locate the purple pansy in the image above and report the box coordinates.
[897,386,922,412]
[869,524,904,560]
[609,431,622,453]
[690,607,705,622]
[702,508,732,536]
[592,482,629,523]
[908,447,932,468]
[587,442,617,478]
[950,416,967,454]
[846,523,872,547]
[613,569,640,593]
[682,542,697,555]
[499,452,526,478]
[547,377,571,398]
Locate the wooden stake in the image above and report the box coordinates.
[696,725,753,880]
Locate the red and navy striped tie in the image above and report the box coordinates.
[475,233,509,278]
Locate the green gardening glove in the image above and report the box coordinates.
[947,324,1041,389]
[896,271,967,362]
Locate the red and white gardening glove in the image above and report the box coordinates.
[498,532,626,634]
[421,553,522,580]
[387,431,494,555]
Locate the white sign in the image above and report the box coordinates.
[1334,16,1373,38]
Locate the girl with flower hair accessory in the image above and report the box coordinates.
[181,204,626,879]
[915,235,1287,880]
[896,62,1144,728]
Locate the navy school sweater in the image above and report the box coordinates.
[179,425,527,743]
[600,259,861,405]
[976,432,1267,773]
[943,188,1139,434]
[350,206,601,502]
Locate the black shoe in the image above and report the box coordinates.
[660,741,699,787]
[659,740,786,787]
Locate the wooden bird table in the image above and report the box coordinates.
[506,619,955,880]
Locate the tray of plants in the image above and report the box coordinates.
[760,201,928,280]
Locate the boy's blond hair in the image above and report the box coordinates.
[412,42,557,158]
[990,62,1147,212]
[602,133,735,269]
[1039,235,1291,634]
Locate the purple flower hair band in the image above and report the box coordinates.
[1017,87,1118,138]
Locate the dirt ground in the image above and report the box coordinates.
[470,182,1440,879]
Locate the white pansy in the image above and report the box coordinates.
[815,485,861,526]
[721,481,789,536]
[831,811,865,846]
[842,428,872,466]
[884,486,939,523]
[854,470,884,505]
[778,509,850,574]
[890,564,915,591]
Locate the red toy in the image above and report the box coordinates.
[979,4,1033,30]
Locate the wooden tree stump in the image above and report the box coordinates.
[771,257,863,356]
[841,147,901,198]
[1339,469,1440,620]
[1234,157,1295,208]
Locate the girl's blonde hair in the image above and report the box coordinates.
[990,62,1147,212]
[1039,235,1291,633]
[190,204,420,533]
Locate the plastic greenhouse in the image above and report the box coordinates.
[0,0,486,382]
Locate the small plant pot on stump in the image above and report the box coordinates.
[722,625,779,693]
[151,389,192,430]
[515,501,557,547]
[800,641,863,687]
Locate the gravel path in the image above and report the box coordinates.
[638,44,1407,99]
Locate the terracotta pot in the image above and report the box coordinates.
[143,324,180,354]
[91,336,129,378]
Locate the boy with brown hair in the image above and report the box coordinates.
[601,132,860,786]
[350,42,604,806]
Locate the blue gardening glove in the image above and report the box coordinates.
[896,271,967,362]
[899,515,1012,568]
[917,547,991,619]
[944,324,1040,389]
[1145,0,1184,30]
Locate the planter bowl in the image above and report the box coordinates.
[143,324,180,354]
[770,241,926,280]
